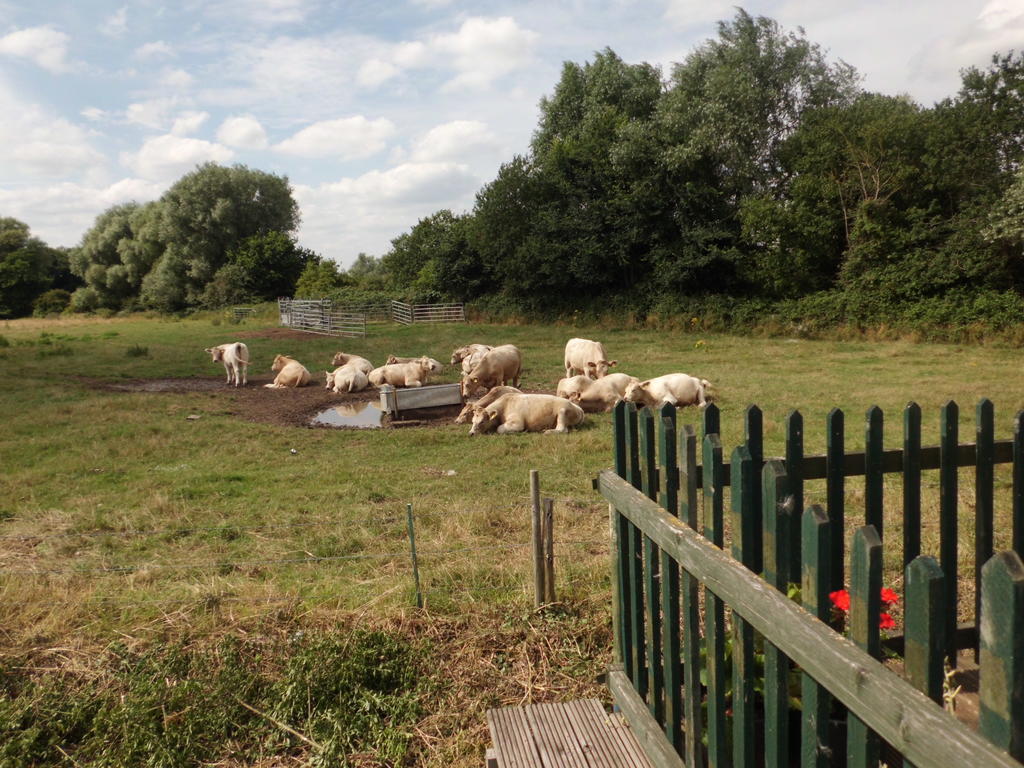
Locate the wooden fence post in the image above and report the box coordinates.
[679,424,703,768]
[745,405,764,575]
[530,469,544,608]
[903,402,922,569]
[624,402,647,699]
[802,504,834,768]
[543,498,555,604]
[658,404,682,755]
[827,407,845,592]
[865,406,884,537]
[704,433,726,767]
[980,550,1024,761]
[612,402,632,675]
[1014,412,1024,558]
[406,503,423,609]
[847,525,882,768]
[904,555,946,705]
[940,401,959,666]
[786,410,804,585]
[976,398,995,662]
[731,445,756,768]
[763,459,792,768]
[640,407,663,724]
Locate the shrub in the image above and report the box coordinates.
[125,345,149,358]
[32,289,72,316]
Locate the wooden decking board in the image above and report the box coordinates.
[566,700,647,768]
[486,699,653,768]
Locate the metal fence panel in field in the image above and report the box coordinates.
[412,303,465,323]
[277,299,366,337]
[391,300,413,325]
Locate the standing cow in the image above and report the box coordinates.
[564,338,617,379]
[205,342,249,387]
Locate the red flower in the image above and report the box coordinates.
[829,589,850,612]
[880,588,900,606]
[879,612,896,630]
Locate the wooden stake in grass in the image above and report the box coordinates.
[543,497,555,604]
[531,470,545,607]
[406,503,423,609]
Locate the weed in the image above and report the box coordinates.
[0,335,8,348]
[125,345,149,357]
[37,343,74,357]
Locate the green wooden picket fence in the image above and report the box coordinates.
[598,399,1024,768]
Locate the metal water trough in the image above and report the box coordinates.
[378,383,463,417]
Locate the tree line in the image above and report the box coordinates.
[4,9,1022,329]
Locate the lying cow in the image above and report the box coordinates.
[386,354,443,373]
[324,365,370,393]
[205,342,249,387]
[330,352,374,376]
[568,373,639,412]
[623,374,712,409]
[564,337,617,379]
[470,393,585,435]
[555,375,594,400]
[463,344,522,396]
[368,358,434,388]
[451,344,492,375]
[454,385,521,424]
[266,354,311,388]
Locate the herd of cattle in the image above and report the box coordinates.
[203,338,713,435]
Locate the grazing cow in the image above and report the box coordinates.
[330,352,374,376]
[265,355,311,388]
[623,374,712,409]
[324,366,370,393]
[386,355,443,373]
[470,393,585,435]
[454,385,521,424]
[451,344,493,375]
[463,344,523,396]
[368,359,434,388]
[567,373,639,412]
[205,342,249,387]
[564,338,617,379]
[555,375,594,400]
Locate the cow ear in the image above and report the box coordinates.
[608,360,618,367]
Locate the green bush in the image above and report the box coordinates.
[124,345,149,358]
[32,289,72,316]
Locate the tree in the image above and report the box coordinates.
[382,210,483,301]
[224,231,318,301]
[0,217,58,318]
[295,259,350,298]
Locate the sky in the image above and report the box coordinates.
[1,1,1021,268]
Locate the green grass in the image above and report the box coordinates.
[2,309,1024,764]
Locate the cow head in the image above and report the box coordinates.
[586,359,618,378]
[420,356,443,373]
[331,352,347,367]
[623,380,648,403]
[271,354,289,372]
[567,391,583,403]
[206,346,224,362]
[450,346,468,364]
[386,354,399,365]
[324,370,334,389]
[469,405,500,435]
[454,402,475,424]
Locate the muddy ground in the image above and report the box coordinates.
[95,375,467,429]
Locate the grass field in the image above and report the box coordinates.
[2,308,1023,766]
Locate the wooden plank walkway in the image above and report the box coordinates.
[486,699,653,768]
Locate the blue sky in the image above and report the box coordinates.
[1,0,1021,267]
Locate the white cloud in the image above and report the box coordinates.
[432,16,538,91]
[0,178,165,247]
[81,107,107,122]
[0,83,105,179]
[275,116,397,160]
[100,7,129,38]
[294,162,480,263]
[410,120,498,162]
[663,0,739,30]
[0,26,70,73]
[125,98,180,129]
[204,0,312,25]
[171,111,209,136]
[356,58,400,88]
[122,134,234,180]
[135,40,174,59]
[159,67,193,89]
[217,115,269,148]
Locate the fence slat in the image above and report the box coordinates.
[827,408,845,592]
[940,401,959,666]
[980,550,1024,761]
[658,408,682,754]
[763,460,792,768]
[1015,412,1024,558]
[847,525,882,768]
[612,402,632,679]
[801,504,834,768]
[703,433,727,767]
[904,402,922,568]
[730,445,756,768]
[640,409,664,725]
[625,403,646,699]
[745,405,764,575]
[679,425,703,768]
[976,398,995,662]
[865,406,884,537]
[905,555,946,705]
[786,410,804,585]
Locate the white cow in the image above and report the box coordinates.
[463,345,523,396]
[564,337,617,379]
[470,393,585,435]
[205,342,250,387]
[324,365,370,393]
[330,352,374,376]
[623,374,712,409]
[555,375,594,400]
[568,373,639,412]
[386,355,443,373]
[265,354,311,388]
[368,359,434,388]
[454,385,521,424]
[451,344,493,375]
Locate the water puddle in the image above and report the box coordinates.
[311,402,384,429]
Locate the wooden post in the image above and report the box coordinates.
[827,408,845,592]
[904,402,922,568]
[940,401,959,666]
[976,398,994,662]
[980,550,1024,760]
[904,555,946,704]
[763,459,792,768]
[640,407,663,724]
[704,433,726,766]
[679,424,703,768]
[612,401,633,676]
[406,503,422,609]
[1014,412,1024,558]
[658,405,682,754]
[531,469,545,608]
[865,406,884,537]
[731,445,756,768]
[847,525,882,768]
[543,498,555,604]
[801,504,833,768]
